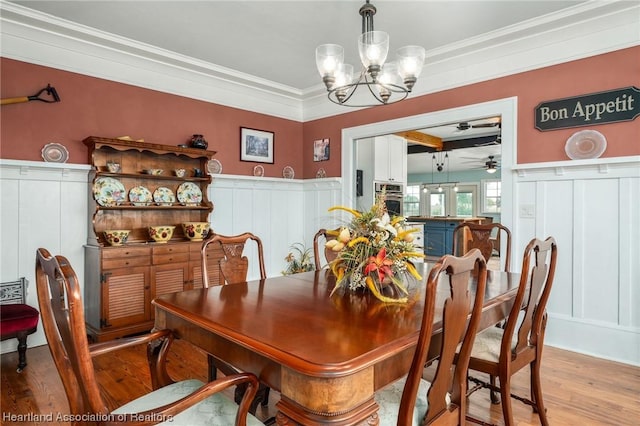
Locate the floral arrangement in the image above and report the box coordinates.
[282,243,314,275]
[325,194,424,303]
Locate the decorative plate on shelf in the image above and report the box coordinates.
[177,182,203,205]
[207,159,222,174]
[93,177,126,206]
[565,130,607,160]
[316,168,326,178]
[153,187,176,206]
[253,165,264,177]
[128,186,153,206]
[283,166,295,179]
[41,142,69,163]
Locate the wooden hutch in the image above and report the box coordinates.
[83,137,222,342]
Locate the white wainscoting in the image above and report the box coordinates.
[0,162,342,352]
[208,175,342,280]
[0,160,90,352]
[513,157,640,366]
[2,158,638,365]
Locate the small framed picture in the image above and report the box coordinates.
[240,127,274,163]
[314,138,330,162]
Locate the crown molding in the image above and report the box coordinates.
[2,1,638,122]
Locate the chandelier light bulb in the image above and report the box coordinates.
[316,44,344,89]
[358,30,389,77]
[438,186,443,193]
[397,45,425,90]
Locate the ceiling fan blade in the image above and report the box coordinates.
[474,140,500,147]
[472,122,500,128]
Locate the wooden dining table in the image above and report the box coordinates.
[153,263,519,426]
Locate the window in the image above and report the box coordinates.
[404,185,421,217]
[483,180,501,213]
[455,191,474,217]
[424,184,478,217]
[429,191,446,216]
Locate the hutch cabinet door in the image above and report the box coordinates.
[101,266,150,329]
[150,262,189,312]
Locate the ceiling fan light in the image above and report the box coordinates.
[316,44,344,82]
[358,31,389,77]
[487,166,497,174]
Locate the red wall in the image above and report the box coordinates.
[302,46,640,178]
[0,59,302,177]
[2,46,638,179]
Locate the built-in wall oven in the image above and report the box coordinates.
[374,182,404,217]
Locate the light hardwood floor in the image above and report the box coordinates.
[1,340,638,425]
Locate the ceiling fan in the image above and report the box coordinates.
[454,118,501,132]
[483,155,499,173]
[460,154,500,173]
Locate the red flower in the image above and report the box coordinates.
[364,247,394,283]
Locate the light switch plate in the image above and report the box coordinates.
[519,204,535,218]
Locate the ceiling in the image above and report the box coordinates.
[8,0,586,93]
[6,0,586,176]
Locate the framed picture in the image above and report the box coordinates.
[314,138,330,162]
[240,127,274,163]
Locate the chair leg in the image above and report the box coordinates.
[489,375,500,404]
[207,354,217,381]
[498,373,515,426]
[530,360,549,426]
[15,332,29,373]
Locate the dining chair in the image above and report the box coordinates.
[465,236,558,426]
[201,232,266,287]
[0,277,40,372]
[34,247,262,426]
[452,222,512,271]
[312,228,340,270]
[374,249,488,425]
[200,232,271,414]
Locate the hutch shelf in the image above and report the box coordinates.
[83,136,223,342]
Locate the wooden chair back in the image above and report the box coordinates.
[505,236,557,361]
[312,228,340,270]
[35,248,110,416]
[398,249,487,425]
[465,236,558,425]
[201,232,266,286]
[452,222,512,271]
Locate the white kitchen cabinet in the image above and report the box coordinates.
[373,135,407,183]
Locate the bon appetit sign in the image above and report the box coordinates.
[535,86,640,131]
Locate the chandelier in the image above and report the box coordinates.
[315,0,425,107]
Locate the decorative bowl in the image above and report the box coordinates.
[106,162,121,173]
[103,230,130,246]
[148,225,175,243]
[144,169,163,175]
[181,222,210,241]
